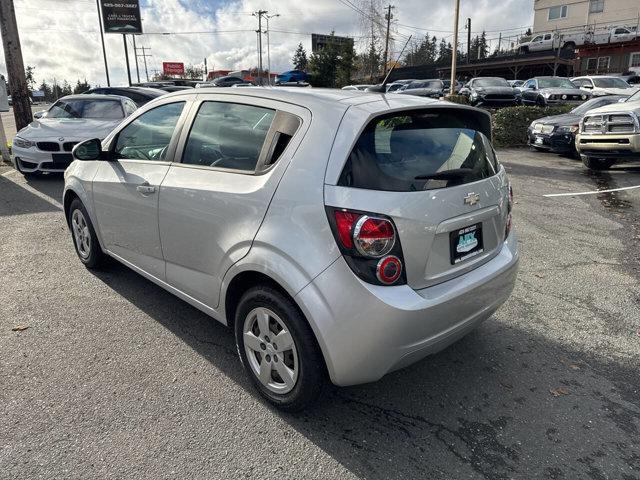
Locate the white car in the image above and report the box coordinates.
[12,94,137,176]
[571,76,639,97]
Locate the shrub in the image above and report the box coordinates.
[443,94,469,105]
[492,105,574,148]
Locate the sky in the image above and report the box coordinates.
[0,0,534,87]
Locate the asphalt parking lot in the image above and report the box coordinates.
[1,150,639,479]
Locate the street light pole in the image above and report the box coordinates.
[253,10,267,85]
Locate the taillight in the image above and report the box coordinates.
[505,183,513,240]
[328,207,406,286]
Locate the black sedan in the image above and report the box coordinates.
[83,87,166,107]
[460,77,520,107]
[527,95,625,155]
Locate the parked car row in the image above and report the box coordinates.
[527,88,640,170]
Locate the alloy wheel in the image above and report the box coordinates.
[71,209,91,259]
[243,307,299,394]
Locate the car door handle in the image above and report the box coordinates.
[136,184,156,195]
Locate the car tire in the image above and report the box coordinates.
[581,156,615,170]
[536,96,546,107]
[234,285,325,412]
[68,198,107,269]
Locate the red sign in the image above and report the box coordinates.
[163,62,185,75]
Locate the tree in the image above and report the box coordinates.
[307,33,356,87]
[25,65,35,92]
[437,38,453,63]
[291,43,308,71]
[61,80,72,97]
[404,34,438,66]
[37,80,52,102]
[185,64,204,80]
[336,41,356,87]
[73,79,91,94]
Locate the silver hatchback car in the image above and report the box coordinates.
[63,88,519,410]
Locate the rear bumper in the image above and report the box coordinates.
[296,231,519,386]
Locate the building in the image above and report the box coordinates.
[311,33,354,53]
[574,39,640,74]
[533,0,640,33]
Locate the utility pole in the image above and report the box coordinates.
[265,14,280,85]
[136,46,152,82]
[123,34,132,86]
[132,35,141,84]
[383,5,394,76]
[466,18,471,64]
[497,32,502,54]
[449,0,460,96]
[253,10,267,85]
[96,0,110,86]
[203,57,208,81]
[0,0,33,132]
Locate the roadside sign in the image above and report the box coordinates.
[100,1,143,34]
[163,62,185,76]
[0,75,9,112]
[32,90,45,98]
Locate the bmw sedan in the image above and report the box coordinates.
[12,94,137,176]
[63,88,519,410]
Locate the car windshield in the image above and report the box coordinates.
[570,96,619,115]
[592,77,630,88]
[338,110,498,192]
[47,99,124,119]
[408,81,442,89]
[475,78,509,87]
[538,78,576,89]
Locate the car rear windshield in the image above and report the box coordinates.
[48,99,124,119]
[592,77,630,88]
[338,110,499,192]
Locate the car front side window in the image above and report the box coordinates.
[114,102,185,161]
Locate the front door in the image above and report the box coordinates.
[158,97,307,308]
[92,101,187,279]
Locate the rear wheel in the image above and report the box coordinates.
[581,156,615,170]
[234,286,325,411]
[536,96,547,107]
[68,198,107,269]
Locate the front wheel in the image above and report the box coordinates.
[235,286,325,411]
[68,198,107,269]
[581,156,615,170]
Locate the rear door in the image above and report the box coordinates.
[158,95,309,308]
[325,105,510,289]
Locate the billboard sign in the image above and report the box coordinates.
[311,33,354,53]
[163,62,185,76]
[32,90,45,98]
[100,1,143,34]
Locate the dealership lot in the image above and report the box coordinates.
[0,150,639,479]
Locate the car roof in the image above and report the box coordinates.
[158,86,451,111]
[93,86,165,95]
[57,94,129,102]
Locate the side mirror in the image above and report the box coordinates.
[72,138,104,161]
[33,110,46,119]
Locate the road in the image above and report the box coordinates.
[1,150,639,479]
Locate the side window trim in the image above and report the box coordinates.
[109,100,191,163]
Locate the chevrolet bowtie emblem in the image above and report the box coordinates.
[464,192,480,206]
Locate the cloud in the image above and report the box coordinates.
[0,0,534,87]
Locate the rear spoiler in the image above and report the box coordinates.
[437,103,493,140]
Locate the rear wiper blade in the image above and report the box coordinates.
[414,168,474,180]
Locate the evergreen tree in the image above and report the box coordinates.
[291,43,308,71]
[25,66,36,92]
[73,79,91,94]
[336,41,356,87]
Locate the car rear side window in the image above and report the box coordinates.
[338,110,499,192]
[182,101,275,172]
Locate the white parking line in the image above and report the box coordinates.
[1,168,17,177]
[543,185,640,197]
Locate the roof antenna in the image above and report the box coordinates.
[367,35,412,93]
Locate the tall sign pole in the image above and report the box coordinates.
[253,10,267,85]
[449,0,460,96]
[96,0,110,86]
[383,5,394,76]
[132,35,141,84]
[123,35,132,86]
[0,0,33,132]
